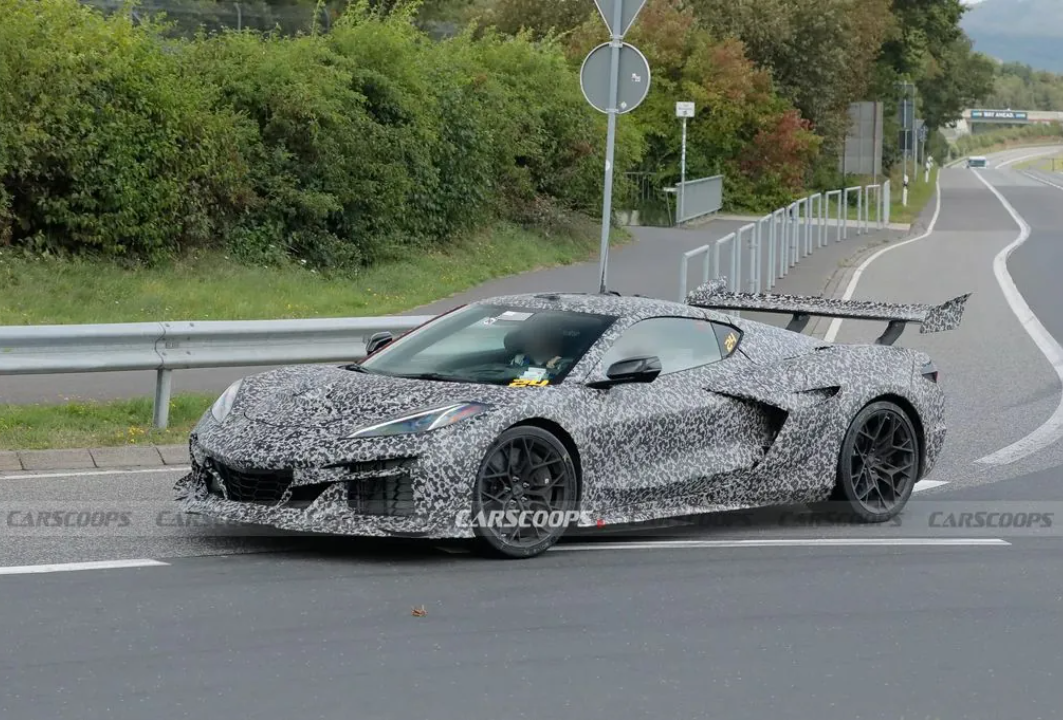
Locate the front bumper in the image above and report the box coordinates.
[174,431,481,540]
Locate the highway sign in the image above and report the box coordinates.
[579,42,651,115]
[593,0,647,37]
[676,101,695,118]
[971,109,1028,120]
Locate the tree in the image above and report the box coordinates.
[917,37,995,129]
[567,0,820,208]
[691,0,893,146]
[465,0,592,38]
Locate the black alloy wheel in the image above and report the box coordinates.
[471,426,579,559]
[833,401,920,522]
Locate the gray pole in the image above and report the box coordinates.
[679,116,687,223]
[596,0,624,294]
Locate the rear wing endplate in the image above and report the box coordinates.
[686,278,970,346]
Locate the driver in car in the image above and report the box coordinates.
[509,320,572,379]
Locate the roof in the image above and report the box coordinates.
[470,292,724,322]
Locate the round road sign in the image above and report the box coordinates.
[579,42,651,115]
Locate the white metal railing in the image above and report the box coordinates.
[0,316,432,428]
[674,175,724,224]
[677,180,891,302]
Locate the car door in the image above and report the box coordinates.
[576,316,757,508]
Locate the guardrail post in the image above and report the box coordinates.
[750,222,762,294]
[789,203,798,269]
[841,188,849,240]
[767,214,777,289]
[805,196,813,256]
[779,209,787,276]
[153,369,173,430]
[857,188,864,235]
[678,254,689,303]
[818,193,826,247]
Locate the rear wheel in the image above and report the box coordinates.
[471,426,579,559]
[832,401,920,522]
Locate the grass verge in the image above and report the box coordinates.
[0,395,213,451]
[840,166,938,225]
[1013,153,1063,172]
[0,216,630,325]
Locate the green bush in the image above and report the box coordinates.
[0,0,641,268]
[0,0,247,259]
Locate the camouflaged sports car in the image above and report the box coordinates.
[175,281,969,559]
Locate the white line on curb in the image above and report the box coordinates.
[0,559,170,576]
[824,179,943,342]
[551,538,1010,551]
[912,480,949,492]
[971,171,1063,465]
[0,466,190,481]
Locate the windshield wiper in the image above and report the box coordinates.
[392,372,467,383]
[342,363,372,373]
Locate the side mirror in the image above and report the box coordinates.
[365,331,394,356]
[586,355,662,389]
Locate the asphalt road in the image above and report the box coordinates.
[0,217,902,404]
[6,147,1063,720]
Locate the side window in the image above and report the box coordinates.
[712,322,742,357]
[599,317,723,376]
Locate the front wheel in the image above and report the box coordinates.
[471,426,579,559]
[831,401,920,522]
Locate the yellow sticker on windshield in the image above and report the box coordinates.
[510,378,549,387]
[724,332,737,353]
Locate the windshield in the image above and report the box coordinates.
[358,304,617,386]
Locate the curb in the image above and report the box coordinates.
[0,444,188,474]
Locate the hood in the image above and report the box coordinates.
[235,365,529,429]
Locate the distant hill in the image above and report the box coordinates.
[962,0,1063,73]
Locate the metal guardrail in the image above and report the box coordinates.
[675,175,723,224]
[0,316,431,428]
[678,180,891,302]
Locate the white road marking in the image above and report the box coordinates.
[0,559,170,576]
[552,538,1010,551]
[971,170,1063,465]
[824,178,943,342]
[0,466,190,481]
[912,480,949,493]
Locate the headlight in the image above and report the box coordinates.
[210,380,244,423]
[345,402,490,439]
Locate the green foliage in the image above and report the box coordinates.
[0,0,248,258]
[978,62,1063,112]
[0,0,637,267]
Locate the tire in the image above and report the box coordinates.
[830,400,920,523]
[470,425,579,559]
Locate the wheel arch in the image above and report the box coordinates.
[868,393,927,480]
[508,418,583,500]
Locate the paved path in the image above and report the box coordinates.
[0,217,902,404]
[6,147,1063,720]
[828,146,1063,492]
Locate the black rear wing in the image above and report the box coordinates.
[686,278,970,346]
